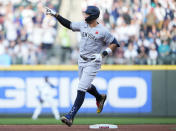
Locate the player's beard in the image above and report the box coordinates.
[85,17,92,23]
[85,15,97,24]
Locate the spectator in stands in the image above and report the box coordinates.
[110,2,119,27]
[42,25,56,50]
[29,24,43,47]
[158,40,171,64]
[122,6,131,25]
[160,27,171,41]
[0,47,11,66]
[147,44,158,65]
[170,36,176,64]
[4,18,18,42]
[145,8,156,34]
[141,3,151,24]
[19,27,28,42]
[154,3,165,30]
[136,45,148,64]
[114,42,125,64]
[25,44,37,65]
[103,9,110,28]
[124,42,138,64]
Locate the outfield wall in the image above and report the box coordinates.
[0,65,176,117]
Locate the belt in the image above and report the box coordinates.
[80,55,95,61]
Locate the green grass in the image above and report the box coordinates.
[0,117,176,125]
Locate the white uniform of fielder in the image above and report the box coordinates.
[32,78,60,120]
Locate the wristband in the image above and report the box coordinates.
[102,48,112,57]
[102,50,108,57]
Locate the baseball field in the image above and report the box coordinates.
[0,117,176,131]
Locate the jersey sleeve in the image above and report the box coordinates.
[103,30,115,45]
[70,22,83,32]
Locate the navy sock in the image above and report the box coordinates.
[87,84,102,101]
[68,90,85,119]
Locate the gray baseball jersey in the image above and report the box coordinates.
[70,21,114,92]
[71,21,114,67]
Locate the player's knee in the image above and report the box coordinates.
[78,82,91,92]
[77,87,87,92]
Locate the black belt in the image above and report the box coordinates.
[80,55,95,61]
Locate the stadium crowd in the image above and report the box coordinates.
[0,0,59,65]
[0,0,176,65]
[101,0,176,65]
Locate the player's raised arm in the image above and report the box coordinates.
[45,7,71,30]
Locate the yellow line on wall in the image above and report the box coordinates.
[102,65,176,70]
[0,65,78,71]
[0,65,176,71]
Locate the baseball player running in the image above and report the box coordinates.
[45,6,120,127]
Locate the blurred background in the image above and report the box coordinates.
[0,0,176,65]
[0,0,176,122]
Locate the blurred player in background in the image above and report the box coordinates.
[45,5,119,126]
[32,77,60,120]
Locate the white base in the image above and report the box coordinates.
[89,124,118,129]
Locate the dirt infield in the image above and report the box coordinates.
[0,125,176,131]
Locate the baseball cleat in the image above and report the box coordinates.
[96,94,107,113]
[61,116,73,127]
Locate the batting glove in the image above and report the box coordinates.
[93,54,102,62]
[45,7,56,16]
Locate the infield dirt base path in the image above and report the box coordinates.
[0,125,176,131]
